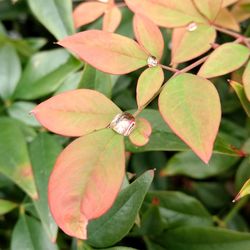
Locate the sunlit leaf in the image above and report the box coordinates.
[133,14,164,59]
[103,5,122,32]
[136,66,164,108]
[58,30,148,74]
[198,43,249,78]
[0,199,17,215]
[158,73,221,163]
[48,129,125,239]
[129,118,152,147]
[171,24,216,64]
[243,60,250,101]
[32,89,121,137]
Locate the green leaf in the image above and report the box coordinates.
[198,43,250,78]
[87,170,154,248]
[243,60,250,101]
[0,44,21,100]
[158,73,221,163]
[29,133,62,242]
[0,199,17,215]
[235,158,250,191]
[27,0,74,40]
[230,80,250,117]
[14,49,82,100]
[11,214,58,250]
[154,226,250,250]
[161,151,238,179]
[7,101,40,127]
[143,192,213,229]
[0,118,38,199]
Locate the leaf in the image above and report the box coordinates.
[58,30,148,75]
[154,226,250,250]
[29,133,62,242]
[193,0,223,21]
[0,44,21,100]
[73,2,106,29]
[32,89,121,137]
[235,177,250,201]
[124,0,206,28]
[171,24,216,64]
[103,5,122,32]
[0,118,38,199]
[222,0,240,7]
[158,73,221,163]
[27,0,74,39]
[11,214,58,250]
[235,158,250,191]
[243,60,250,101]
[230,80,250,117]
[7,101,40,127]
[161,151,238,179]
[198,43,249,78]
[136,66,164,108]
[144,191,213,228]
[231,1,250,22]
[133,14,164,59]
[0,199,17,215]
[48,129,125,239]
[14,49,82,100]
[87,170,154,247]
[129,118,152,147]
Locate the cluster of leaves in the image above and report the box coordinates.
[0,0,250,249]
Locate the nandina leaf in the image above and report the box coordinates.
[136,66,164,108]
[57,30,148,74]
[198,43,250,78]
[103,5,122,32]
[129,118,152,147]
[193,0,223,21]
[222,0,240,7]
[133,14,164,60]
[124,0,206,28]
[171,24,216,64]
[32,89,121,137]
[230,80,250,117]
[158,73,221,163]
[0,199,17,215]
[232,1,250,22]
[214,8,240,31]
[234,178,250,201]
[48,129,125,239]
[243,61,250,101]
[73,2,106,29]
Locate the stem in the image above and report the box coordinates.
[116,2,126,7]
[159,64,179,73]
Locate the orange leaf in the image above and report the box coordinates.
[103,5,122,32]
[32,89,121,137]
[222,0,240,7]
[73,2,107,29]
[58,30,148,74]
[243,60,250,101]
[48,129,125,239]
[133,14,164,60]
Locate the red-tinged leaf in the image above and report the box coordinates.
[32,89,121,137]
[171,24,216,64]
[124,0,206,28]
[232,0,250,24]
[48,129,125,239]
[158,73,221,163]
[133,14,164,60]
[198,43,250,78]
[222,0,240,7]
[129,118,152,147]
[193,0,223,21]
[243,61,250,101]
[58,30,148,74]
[73,2,106,29]
[234,178,250,201]
[103,5,122,32]
[136,66,164,108]
[214,8,240,31]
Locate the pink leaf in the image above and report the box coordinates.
[103,5,122,32]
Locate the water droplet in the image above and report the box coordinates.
[98,0,109,3]
[147,56,158,68]
[187,22,198,32]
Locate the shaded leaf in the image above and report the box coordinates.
[0,199,17,215]
[27,0,74,39]
[231,0,250,22]
[32,89,121,137]
[103,5,122,32]
[48,129,125,239]
[243,60,250,101]
[87,170,154,247]
[136,66,164,108]
[158,73,221,163]
[235,157,250,191]
[198,43,249,78]
[0,118,38,199]
[58,30,148,74]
